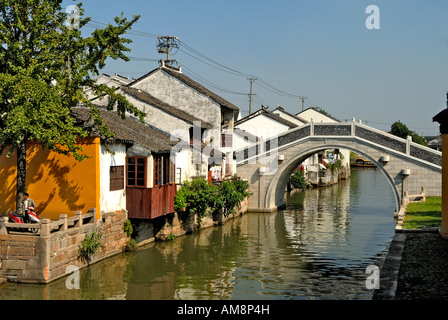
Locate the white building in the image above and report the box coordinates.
[91,65,241,183]
[235,106,351,187]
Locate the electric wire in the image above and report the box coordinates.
[181,65,247,96]
[84,20,311,109]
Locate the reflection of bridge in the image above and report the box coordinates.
[235,119,442,215]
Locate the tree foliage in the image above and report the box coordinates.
[174,177,251,218]
[289,167,307,189]
[0,0,145,207]
[390,121,428,146]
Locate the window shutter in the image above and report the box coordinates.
[110,166,124,191]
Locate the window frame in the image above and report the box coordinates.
[126,156,147,188]
[109,165,125,191]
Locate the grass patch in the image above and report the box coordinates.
[402,197,441,229]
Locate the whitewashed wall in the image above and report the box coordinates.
[235,114,288,141]
[132,69,222,130]
[100,144,127,214]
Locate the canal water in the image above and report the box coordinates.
[0,167,397,300]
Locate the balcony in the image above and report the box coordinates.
[126,183,176,220]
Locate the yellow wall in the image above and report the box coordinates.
[0,138,100,220]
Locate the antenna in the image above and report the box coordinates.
[157,36,179,67]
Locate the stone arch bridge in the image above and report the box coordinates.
[235,120,441,215]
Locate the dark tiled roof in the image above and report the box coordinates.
[130,67,240,112]
[71,107,177,154]
[121,86,213,129]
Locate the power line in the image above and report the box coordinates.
[179,40,253,78]
[182,65,247,96]
[84,20,313,110]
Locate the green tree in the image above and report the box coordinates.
[390,121,412,139]
[390,121,428,147]
[0,0,145,210]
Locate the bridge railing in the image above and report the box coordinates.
[234,119,442,166]
[354,121,441,166]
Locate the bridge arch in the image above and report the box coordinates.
[235,121,441,215]
[264,143,401,214]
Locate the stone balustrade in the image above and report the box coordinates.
[0,209,129,284]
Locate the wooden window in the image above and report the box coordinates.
[127,157,146,188]
[164,156,170,185]
[221,133,232,148]
[169,158,176,184]
[154,156,162,186]
[110,166,124,191]
[175,167,182,185]
[154,155,173,186]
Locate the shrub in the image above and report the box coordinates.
[125,238,138,252]
[79,231,102,263]
[123,219,133,238]
[174,176,250,218]
[174,183,190,210]
[220,180,241,217]
[166,233,176,241]
[289,167,307,189]
[174,177,220,218]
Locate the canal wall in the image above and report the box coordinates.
[132,198,248,245]
[0,198,249,284]
[0,209,129,284]
[307,165,351,187]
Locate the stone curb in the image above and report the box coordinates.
[372,232,406,300]
[396,227,440,233]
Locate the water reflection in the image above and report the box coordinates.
[0,168,396,300]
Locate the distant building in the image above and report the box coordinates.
[428,136,442,151]
[234,105,351,187]
[91,65,241,184]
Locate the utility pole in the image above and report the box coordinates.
[299,96,307,112]
[157,35,179,67]
[248,77,257,115]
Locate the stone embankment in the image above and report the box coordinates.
[0,209,129,284]
[0,198,248,284]
[132,198,248,245]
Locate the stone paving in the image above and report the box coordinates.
[374,229,448,300]
[395,231,448,300]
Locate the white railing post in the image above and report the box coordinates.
[406,136,412,155]
[310,118,314,136]
[351,118,356,136]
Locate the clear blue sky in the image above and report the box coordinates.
[62,0,448,136]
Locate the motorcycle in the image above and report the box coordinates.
[8,206,40,233]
